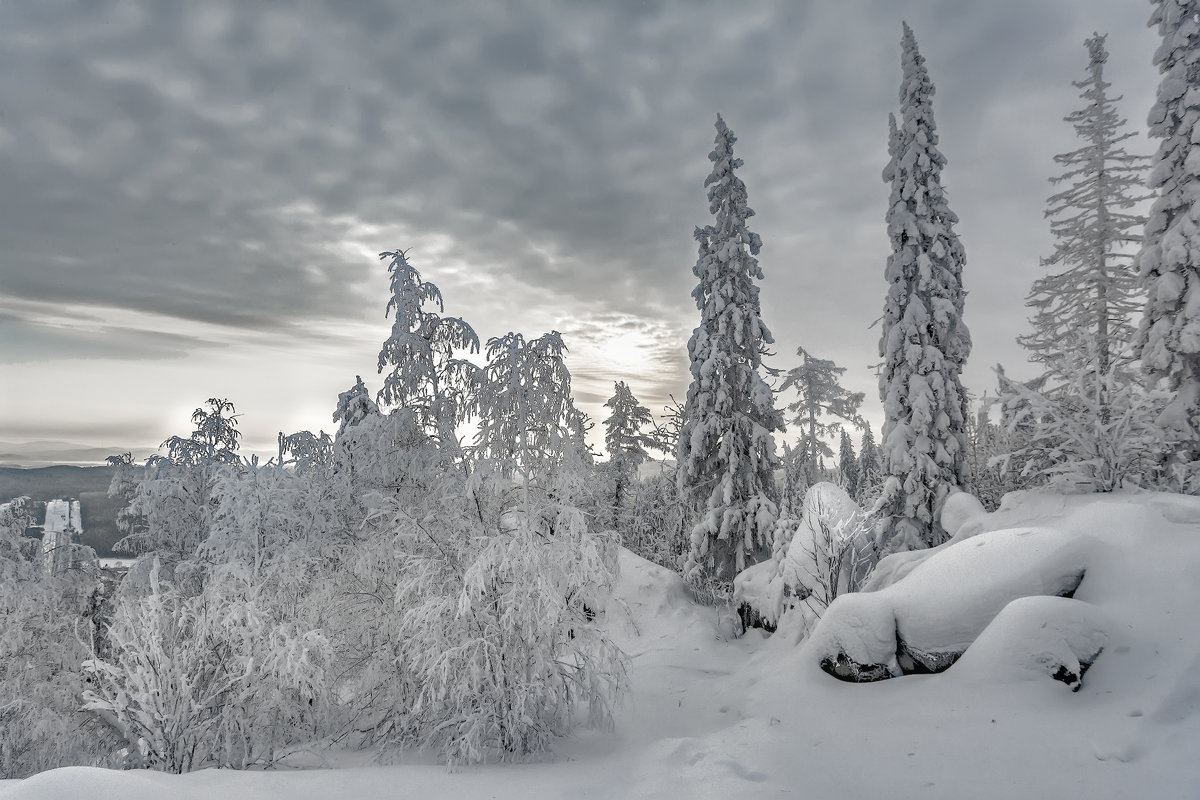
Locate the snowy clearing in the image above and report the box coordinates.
[3,491,1199,799]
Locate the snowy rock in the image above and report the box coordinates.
[948,595,1108,691]
[812,525,1092,682]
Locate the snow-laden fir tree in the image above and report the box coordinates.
[1136,0,1200,487]
[876,24,972,550]
[678,114,785,582]
[604,381,654,466]
[838,429,860,498]
[376,249,480,454]
[781,347,865,485]
[603,381,656,532]
[1019,33,1148,399]
[856,421,882,506]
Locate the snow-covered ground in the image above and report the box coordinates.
[3,491,1199,799]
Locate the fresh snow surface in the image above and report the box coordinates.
[4,492,1200,798]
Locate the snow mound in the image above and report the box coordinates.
[941,490,988,541]
[861,490,992,593]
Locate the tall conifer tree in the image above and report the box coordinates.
[876,24,972,549]
[1020,34,1147,397]
[678,115,784,581]
[781,347,864,485]
[1136,0,1200,485]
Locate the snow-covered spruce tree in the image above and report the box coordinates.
[678,114,785,583]
[855,422,882,507]
[838,429,860,498]
[603,381,657,532]
[1019,33,1147,408]
[376,249,480,455]
[876,24,972,550]
[1136,0,1200,489]
[604,381,655,467]
[781,347,865,485]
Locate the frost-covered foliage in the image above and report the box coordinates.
[88,253,626,771]
[365,466,626,764]
[342,328,626,763]
[111,399,244,559]
[995,365,1167,492]
[622,468,689,571]
[963,403,1025,510]
[0,498,116,778]
[333,376,380,436]
[1020,34,1148,392]
[781,347,864,485]
[678,114,785,582]
[376,249,480,451]
[776,484,877,614]
[876,24,972,550]
[473,332,577,480]
[735,483,877,635]
[1135,0,1200,485]
[83,559,331,772]
[278,428,333,476]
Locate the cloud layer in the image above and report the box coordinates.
[0,0,1163,458]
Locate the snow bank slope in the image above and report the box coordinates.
[4,493,1199,799]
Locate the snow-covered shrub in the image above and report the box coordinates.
[83,561,330,772]
[735,483,878,635]
[623,469,689,572]
[995,366,1166,492]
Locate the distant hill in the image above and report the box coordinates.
[0,465,125,556]
[0,439,156,468]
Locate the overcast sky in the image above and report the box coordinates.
[0,0,1164,464]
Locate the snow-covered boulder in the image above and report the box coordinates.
[811,525,1092,682]
[948,595,1108,691]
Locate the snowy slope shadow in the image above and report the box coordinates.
[810,526,1105,688]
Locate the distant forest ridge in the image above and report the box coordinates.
[0,465,124,557]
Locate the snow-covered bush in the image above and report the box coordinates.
[734,483,878,635]
[83,561,331,772]
[995,366,1166,492]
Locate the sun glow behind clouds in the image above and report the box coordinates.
[557,312,689,448]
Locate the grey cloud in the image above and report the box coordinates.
[0,0,1169,445]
